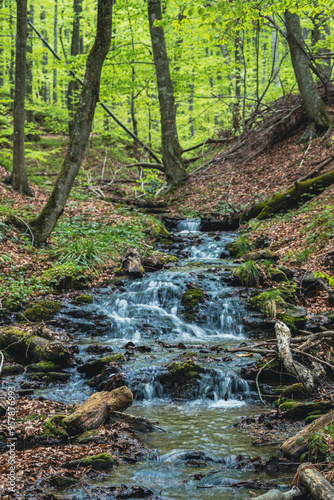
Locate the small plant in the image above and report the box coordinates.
[301,424,334,462]
[233,260,262,287]
[250,289,285,318]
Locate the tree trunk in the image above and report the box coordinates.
[280,410,334,459]
[12,0,33,196]
[26,4,35,125]
[312,15,331,84]
[68,0,83,136]
[63,387,133,434]
[147,0,188,188]
[29,0,114,245]
[0,0,4,87]
[40,6,50,103]
[284,10,332,141]
[53,0,58,104]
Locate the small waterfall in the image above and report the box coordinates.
[177,219,201,232]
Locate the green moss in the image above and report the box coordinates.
[279,401,299,412]
[41,263,87,291]
[160,254,179,264]
[279,401,332,420]
[1,365,23,376]
[27,361,61,373]
[181,288,204,320]
[267,267,289,283]
[42,415,68,439]
[22,300,62,322]
[280,383,307,400]
[278,306,307,333]
[0,406,6,417]
[75,429,100,444]
[101,353,125,363]
[71,294,93,305]
[305,415,321,424]
[169,360,202,383]
[80,453,115,470]
[233,260,261,287]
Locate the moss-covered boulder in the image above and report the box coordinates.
[232,260,261,287]
[1,364,24,376]
[77,353,125,378]
[75,429,100,444]
[41,264,87,291]
[27,361,62,373]
[0,327,71,367]
[50,475,78,488]
[22,300,62,322]
[280,383,308,401]
[241,249,278,262]
[279,401,332,420]
[159,254,179,265]
[42,415,68,439]
[168,360,202,384]
[181,288,204,321]
[66,453,115,470]
[278,306,308,333]
[71,294,93,305]
[267,267,289,283]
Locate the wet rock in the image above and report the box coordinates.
[279,383,308,401]
[242,314,275,332]
[181,287,205,321]
[109,485,155,499]
[86,343,114,355]
[0,327,72,367]
[71,294,93,305]
[21,299,62,322]
[241,249,278,262]
[27,361,62,373]
[87,365,122,390]
[118,248,144,277]
[66,453,115,470]
[279,401,332,420]
[78,354,125,378]
[49,475,78,488]
[104,372,128,392]
[75,429,101,444]
[142,255,164,272]
[173,451,223,464]
[301,272,319,288]
[1,364,24,376]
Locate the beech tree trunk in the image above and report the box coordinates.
[284,10,332,141]
[148,0,188,188]
[12,0,33,196]
[53,0,58,104]
[298,464,334,500]
[68,0,83,136]
[29,0,113,245]
[26,4,35,126]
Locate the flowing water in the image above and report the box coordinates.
[37,220,286,498]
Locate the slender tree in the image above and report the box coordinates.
[284,10,332,141]
[11,0,33,196]
[147,0,188,188]
[68,0,83,135]
[28,0,114,245]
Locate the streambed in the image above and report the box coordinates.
[38,220,289,498]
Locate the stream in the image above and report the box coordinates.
[37,220,287,499]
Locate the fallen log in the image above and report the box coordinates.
[276,321,315,392]
[280,410,334,459]
[244,168,334,221]
[63,386,133,434]
[296,464,334,500]
[252,486,306,499]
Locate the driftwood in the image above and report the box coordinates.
[296,464,334,500]
[63,386,133,434]
[108,411,165,432]
[244,168,334,221]
[104,196,167,208]
[252,486,306,499]
[275,321,315,392]
[280,410,334,459]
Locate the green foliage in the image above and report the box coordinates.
[315,271,334,287]
[233,260,261,287]
[250,289,285,318]
[301,424,334,463]
[0,274,51,311]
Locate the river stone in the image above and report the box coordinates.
[118,248,144,277]
[66,453,115,470]
[22,299,62,322]
[241,249,278,262]
[278,306,307,333]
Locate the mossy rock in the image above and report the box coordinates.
[305,414,322,424]
[1,365,24,376]
[267,267,289,283]
[45,372,70,383]
[278,306,307,333]
[0,406,6,417]
[50,475,78,488]
[42,415,68,439]
[42,264,87,291]
[280,383,308,401]
[71,294,93,305]
[232,261,261,287]
[68,453,115,470]
[160,254,179,264]
[279,401,332,420]
[75,429,100,444]
[181,288,204,320]
[27,361,62,373]
[22,300,62,322]
[169,360,202,383]
[102,353,125,363]
[277,266,294,280]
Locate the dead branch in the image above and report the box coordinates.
[295,464,334,500]
[182,138,231,154]
[103,197,167,208]
[126,162,165,172]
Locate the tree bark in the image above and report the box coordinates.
[26,4,35,126]
[11,0,33,196]
[40,6,50,103]
[280,410,334,459]
[284,10,332,141]
[68,0,83,136]
[63,386,133,433]
[53,0,58,104]
[148,0,188,188]
[275,320,315,392]
[29,0,114,245]
[298,464,334,500]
